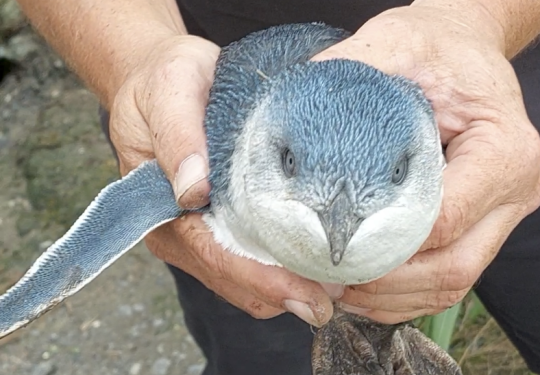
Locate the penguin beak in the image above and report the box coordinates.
[318,190,363,266]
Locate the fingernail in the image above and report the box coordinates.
[174,154,208,206]
[320,283,344,300]
[338,302,371,316]
[283,300,320,327]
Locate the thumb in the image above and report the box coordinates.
[141,49,219,209]
[148,86,211,209]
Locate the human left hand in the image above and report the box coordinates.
[313,2,540,324]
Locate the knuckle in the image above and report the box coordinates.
[151,56,195,85]
[201,244,229,279]
[241,300,281,319]
[346,289,378,309]
[431,201,467,248]
[429,291,466,310]
[442,262,477,291]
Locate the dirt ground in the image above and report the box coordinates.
[0,19,533,375]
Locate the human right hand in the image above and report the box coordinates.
[313,2,540,324]
[108,35,334,327]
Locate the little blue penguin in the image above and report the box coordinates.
[0,23,459,374]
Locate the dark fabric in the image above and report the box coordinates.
[167,265,314,375]
[474,52,540,373]
[99,2,540,373]
[177,0,412,47]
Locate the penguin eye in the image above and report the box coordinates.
[282,148,296,177]
[392,157,408,184]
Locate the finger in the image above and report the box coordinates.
[352,202,520,297]
[129,39,219,209]
[145,222,285,319]
[229,256,334,326]
[339,287,469,312]
[144,60,216,209]
[206,277,286,320]
[338,303,444,325]
[171,214,335,326]
[421,131,511,251]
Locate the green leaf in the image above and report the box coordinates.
[429,302,462,352]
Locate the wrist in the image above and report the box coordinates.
[102,27,183,106]
[411,0,540,59]
[410,0,506,55]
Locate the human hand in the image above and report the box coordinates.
[109,35,334,327]
[313,2,540,324]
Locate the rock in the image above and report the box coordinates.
[17,89,119,229]
[31,361,56,375]
[15,212,40,236]
[39,240,53,250]
[132,303,145,312]
[3,33,39,61]
[129,363,142,375]
[187,363,205,375]
[0,131,8,149]
[118,304,133,316]
[0,0,24,38]
[151,358,171,375]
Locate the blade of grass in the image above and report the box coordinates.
[429,302,462,351]
[465,293,487,323]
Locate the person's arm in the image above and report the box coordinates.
[412,0,540,58]
[16,0,186,107]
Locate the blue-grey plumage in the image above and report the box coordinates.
[0,23,444,339]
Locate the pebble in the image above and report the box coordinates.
[39,240,54,250]
[6,34,39,61]
[151,358,171,375]
[130,325,141,337]
[119,280,130,288]
[173,351,187,361]
[0,0,24,34]
[31,361,57,375]
[187,363,205,375]
[129,363,142,375]
[118,304,133,316]
[132,303,145,312]
[0,131,7,149]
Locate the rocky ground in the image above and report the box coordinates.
[0,1,533,375]
[0,3,204,374]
